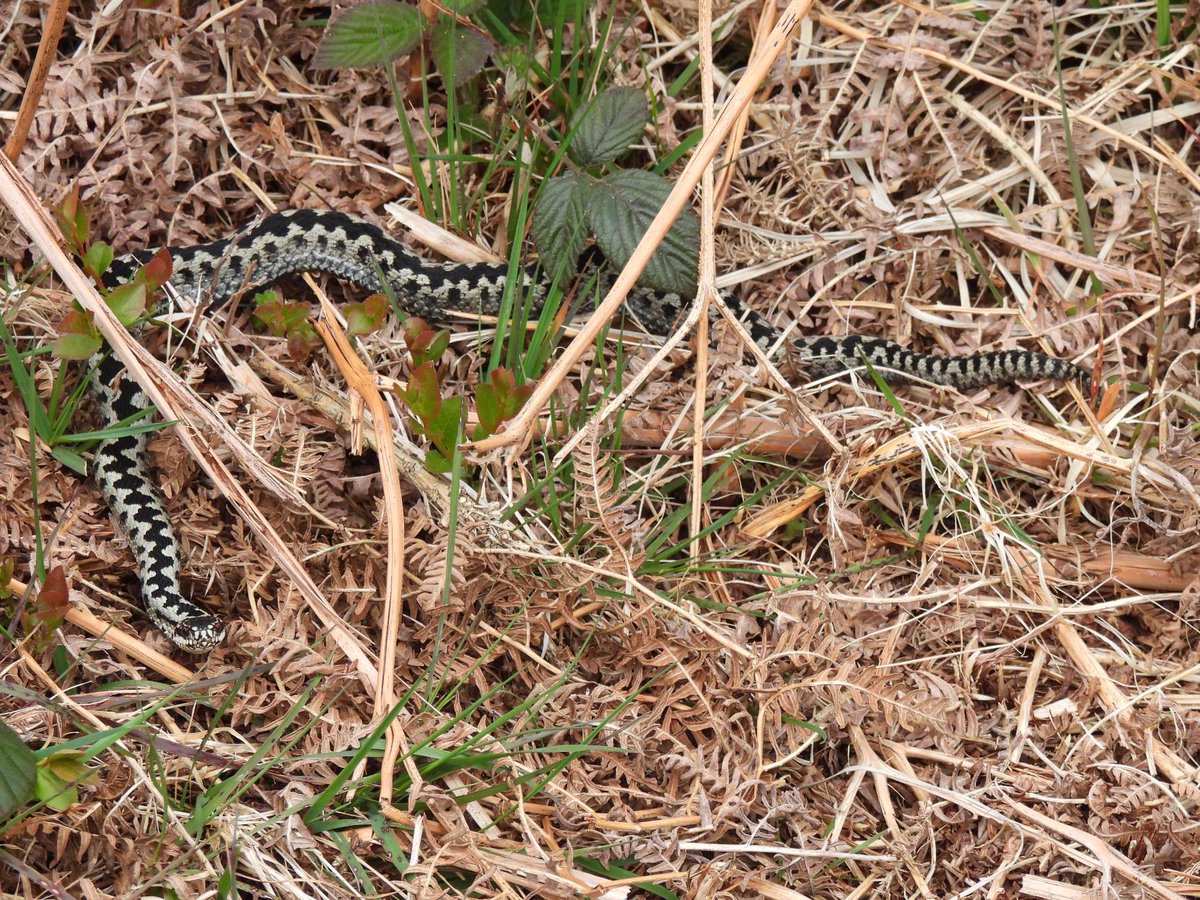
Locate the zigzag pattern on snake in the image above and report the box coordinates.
[90,208,1088,653]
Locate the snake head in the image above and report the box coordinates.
[165,612,227,654]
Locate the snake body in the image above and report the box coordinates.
[91,209,1087,652]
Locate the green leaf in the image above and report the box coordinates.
[569,87,648,168]
[0,720,37,819]
[430,17,495,88]
[34,750,97,812]
[54,307,100,361]
[35,768,77,811]
[345,293,388,337]
[105,280,147,326]
[425,330,450,364]
[428,395,461,457]
[424,448,452,474]
[403,362,442,425]
[84,242,113,279]
[52,331,101,361]
[56,189,88,249]
[43,750,97,787]
[531,170,589,283]
[584,169,700,296]
[313,0,426,70]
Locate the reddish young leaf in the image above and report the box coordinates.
[345,293,388,336]
[55,187,88,249]
[402,361,442,425]
[286,321,321,361]
[53,308,101,360]
[402,316,429,347]
[475,381,502,436]
[140,248,173,289]
[37,566,70,628]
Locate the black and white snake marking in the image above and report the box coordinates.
[90,208,1088,652]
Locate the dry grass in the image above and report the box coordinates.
[2,0,1199,897]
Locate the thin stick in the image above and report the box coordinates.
[3,0,68,162]
[690,0,716,554]
[312,291,419,812]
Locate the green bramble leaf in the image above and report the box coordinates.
[583,169,700,296]
[430,17,495,88]
[568,87,648,168]
[314,0,425,70]
[531,170,589,285]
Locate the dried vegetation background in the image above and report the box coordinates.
[2,0,1200,897]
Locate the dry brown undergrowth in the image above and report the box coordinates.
[2,0,1199,897]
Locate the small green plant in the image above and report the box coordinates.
[4,193,172,479]
[33,748,99,812]
[0,722,101,821]
[15,566,69,652]
[53,188,173,362]
[344,292,389,337]
[395,317,530,473]
[250,290,321,360]
[531,85,700,296]
[251,288,390,361]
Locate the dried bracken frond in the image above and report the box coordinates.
[573,419,645,571]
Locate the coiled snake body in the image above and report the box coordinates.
[91,209,1087,652]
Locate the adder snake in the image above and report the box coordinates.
[88,208,1087,652]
